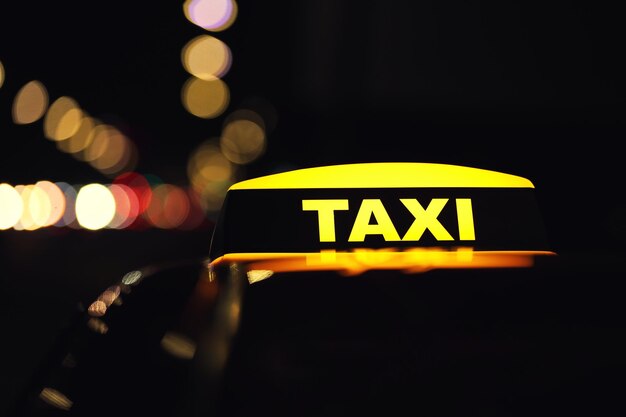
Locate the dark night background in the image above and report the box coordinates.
[1,1,625,415]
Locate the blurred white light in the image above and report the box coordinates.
[75,184,116,230]
[0,183,23,229]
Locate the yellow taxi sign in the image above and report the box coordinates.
[209,163,554,274]
[230,162,534,189]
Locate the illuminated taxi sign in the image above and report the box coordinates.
[209,163,554,272]
[302,198,475,243]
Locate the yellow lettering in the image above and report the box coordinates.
[348,199,401,242]
[456,198,475,240]
[302,199,349,242]
[401,198,453,241]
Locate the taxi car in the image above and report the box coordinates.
[12,163,561,416]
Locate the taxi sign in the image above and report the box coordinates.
[209,163,555,274]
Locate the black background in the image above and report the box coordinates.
[1,1,625,415]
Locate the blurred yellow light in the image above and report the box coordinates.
[35,181,66,226]
[0,183,23,230]
[43,96,83,141]
[220,119,266,164]
[12,80,49,124]
[14,185,37,230]
[160,332,196,360]
[75,184,116,230]
[38,388,73,411]
[182,35,232,79]
[83,124,114,162]
[188,140,233,185]
[57,116,97,156]
[87,126,134,175]
[0,60,4,88]
[27,184,53,229]
[181,76,229,119]
[224,108,266,131]
[183,0,238,32]
[198,181,233,212]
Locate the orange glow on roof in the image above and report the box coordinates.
[210,248,556,278]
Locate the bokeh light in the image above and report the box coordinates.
[113,172,152,216]
[35,181,66,227]
[188,139,233,189]
[160,332,196,360]
[43,96,83,141]
[107,184,140,229]
[14,185,36,231]
[83,124,115,162]
[54,182,77,227]
[183,0,238,32]
[28,185,51,229]
[186,139,238,213]
[0,60,4,89]
[38,388,73,411]
[0,180,209,231]
[85,125,137,176]
[12,80,49,124]
[220,118,266,164]
[57,115,97,156]
[0,183,23,230]
[75,184,116,230]
[182,35,232,79]
[178,187,208,230]
[239,96,279,133]
[145,184,191,229]
[181,76,229,119]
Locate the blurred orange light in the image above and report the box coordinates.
[163,185,191,228]
[183,0,238,32]
[220,118,266,164]
[57,115,97,156]
[182,35,232,79]
[83,124,114,162]
[0,183,23,230]
[188,140,234,190]
[87,126,136,176]
[181,76,229,119]
[12,80,49,124]
[144,184,169,228]
[43,96,83,141]
[0,60,5,88]
[212,249,550,277]
[178,187,208,230]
